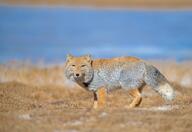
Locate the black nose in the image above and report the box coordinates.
[76,73,79,77]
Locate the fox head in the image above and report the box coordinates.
[64,54,94,84]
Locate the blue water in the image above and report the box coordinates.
[0,6,192,62]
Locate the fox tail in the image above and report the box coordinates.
[144,64,175,101]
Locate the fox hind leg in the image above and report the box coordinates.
[127,85,144,108]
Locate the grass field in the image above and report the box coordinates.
[0,60,192,132]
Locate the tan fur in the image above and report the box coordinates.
[93,87,107,109]
[127,88,143,108]
[92,56,141,70]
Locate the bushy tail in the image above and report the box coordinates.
[144,64,175,101]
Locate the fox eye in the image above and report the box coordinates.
[71,64,75,67]
[81,65,86,67]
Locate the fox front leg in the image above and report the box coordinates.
[93,92,98,109]
[93,87,106,109]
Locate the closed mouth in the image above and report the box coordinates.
[74,76,83,81]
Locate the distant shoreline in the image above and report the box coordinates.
[1,0,192,9]
[1,4,192,11]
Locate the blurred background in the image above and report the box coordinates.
[0,0,192,88]
[0,0,192,63]
[1,1,192,132]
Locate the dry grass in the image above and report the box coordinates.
[0,61,66,87]
[1,0,192,8]
[0,60,192,132]
[1,60,192,88]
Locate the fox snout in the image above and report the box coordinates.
[75,73,80,77]
[73,72,85,80]
[74,72,82,78]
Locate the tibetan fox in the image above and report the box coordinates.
[64,54,175,109]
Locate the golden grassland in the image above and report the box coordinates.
[1,0,192,8]
[0,60,192,132]
[1,60,191,88]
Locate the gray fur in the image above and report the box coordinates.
[144,64,168,91]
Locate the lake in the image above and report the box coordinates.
[0,5,192,62]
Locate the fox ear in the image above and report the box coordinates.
[84,54,92,63]
[66,54,73,62]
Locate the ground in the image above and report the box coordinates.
[0,78,192,132]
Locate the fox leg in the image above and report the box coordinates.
[93,87,106,109]
[93,92,98,109]
[128,87,143,108]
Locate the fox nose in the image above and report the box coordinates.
[76,73,80,77]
